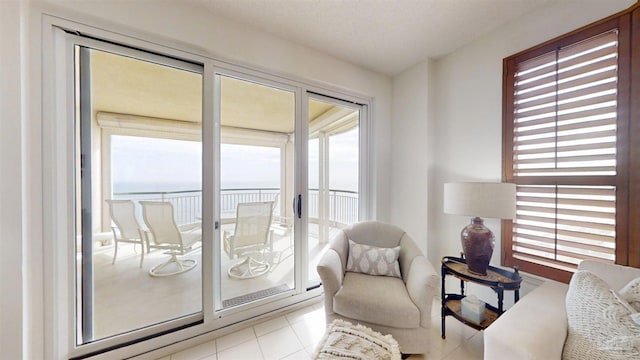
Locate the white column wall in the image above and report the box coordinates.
[0,1,24,359]
[390,60,433,256]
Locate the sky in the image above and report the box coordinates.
[309,128,359,192]
[111,128,359,193]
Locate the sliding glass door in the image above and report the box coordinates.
[216,74,296,309]
[52,25,369,358]
[74,45,204,343]
[307,95,363,286]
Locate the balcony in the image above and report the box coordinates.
[90,187,355,339]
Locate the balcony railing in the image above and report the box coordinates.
[307,189,359,227]
[112,188,358,227]
[113,189,204,225]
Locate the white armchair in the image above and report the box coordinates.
[316,220,439,355]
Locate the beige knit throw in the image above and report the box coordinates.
[313,319,401,360]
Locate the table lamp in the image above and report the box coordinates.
[444,182,516,275]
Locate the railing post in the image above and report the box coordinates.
[331,190,336,227]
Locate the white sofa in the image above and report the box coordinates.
[484,260,640,359]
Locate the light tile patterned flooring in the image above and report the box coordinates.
[157,301,483,360]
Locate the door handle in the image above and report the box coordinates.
[293,194,302,219]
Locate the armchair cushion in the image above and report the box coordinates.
[333,272,420,329]
[346,240,401,278]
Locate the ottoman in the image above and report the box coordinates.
[313,319,402,360]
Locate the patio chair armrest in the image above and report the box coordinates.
[268,229,274,252]
[179,222,201,232]
[223,230,234,257]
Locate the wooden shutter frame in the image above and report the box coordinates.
[630,7,640,269]
[502,10,636,283]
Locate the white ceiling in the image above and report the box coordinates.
[190,0,556,76]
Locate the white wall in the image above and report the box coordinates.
[390,60,433,255]
[389,0,636,300]
[429,0,636,270]
[0,2,25,359]
[0,1,393,358]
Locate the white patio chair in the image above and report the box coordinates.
[105,199,146,267]
[223,201,274,279]
[140,201,201,277]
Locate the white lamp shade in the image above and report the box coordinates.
[444,182,516,220]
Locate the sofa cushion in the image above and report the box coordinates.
[346,240,401,278]
[484,280,569,360]
[563,270,640,360]
[619,277,640,312]
[334,272,420,329]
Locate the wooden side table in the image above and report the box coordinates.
[441,256,522,339]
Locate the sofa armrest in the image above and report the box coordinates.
[578,260,640,291]
[484,280,568,360]
[405,256,439,328]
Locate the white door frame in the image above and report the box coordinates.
[43,15,373,359]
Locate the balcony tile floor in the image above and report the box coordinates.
[159,301,483,360]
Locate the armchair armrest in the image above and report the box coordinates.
[405,256,439,327]
[317,227,348,315]
[317,248,344,315]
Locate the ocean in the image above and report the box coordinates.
[113,181,282,194]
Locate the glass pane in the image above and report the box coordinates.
[307,98,360,285]
[75,47,203,343]
[218,75,295,309]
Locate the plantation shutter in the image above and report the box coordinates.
[506,30,619,278]
[513,30,618,177]
[511,185,616,271]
